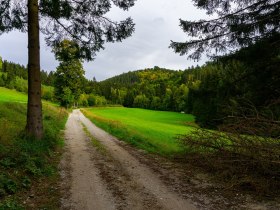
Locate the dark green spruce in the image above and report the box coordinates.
[170,0,280,60]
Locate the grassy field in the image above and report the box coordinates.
[82,107,196,156]
[0,86,58,107]
[0,88,68,209]
[0,87,27,103]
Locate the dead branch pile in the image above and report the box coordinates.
[179,100,280,195]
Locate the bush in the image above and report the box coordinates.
[87,94,95,106]
[78,94,89,107]
[87,94,107,106]
[133,94,150,108]
[13,77,28,93]
[42,86,54,101]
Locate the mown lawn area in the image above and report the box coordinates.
[82,107,196,156]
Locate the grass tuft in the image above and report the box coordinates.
[82,123,107,155]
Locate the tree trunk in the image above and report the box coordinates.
[26,0,43,139]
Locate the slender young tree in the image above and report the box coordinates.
[170,0,280,60]
[53,40,85,107]
[0,0,136,139]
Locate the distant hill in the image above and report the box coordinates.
[100,67,179,88]
[91,66,203,113]
[0,56,55,101]
[0,56,55,86]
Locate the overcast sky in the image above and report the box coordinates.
[0,0,208,81]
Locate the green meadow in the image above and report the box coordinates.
[82,107,196,156]
[0,87,27,103]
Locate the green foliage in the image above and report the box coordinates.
[95,67,197,112]
[41,85,55,101]
[61,87,75,108]
[53,39,81,62]
[82,107,195,156]
[150,96,161,110]
[12,77,28,93]
[0,59,55,101]
[0,100,68,207]
[0,198,23,210]
[0,57,2,71]
[54,40,86,107]
[78,93,89,107]
[0,60,27,80]
[133,94,150,108]
[170,0,280,60]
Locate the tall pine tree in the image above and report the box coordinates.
[0,0,136,139]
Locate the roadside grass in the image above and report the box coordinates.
[82,107,196,157]
[0,102,68,209]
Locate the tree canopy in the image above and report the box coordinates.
[54,40,86,107]
[0,0,136,138]
[0,0,136,60]
[170,0,280,60]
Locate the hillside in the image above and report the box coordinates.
[0,87,68,208]
[0,58,55,102]
[94,66,200,112]
[100,67,179,87]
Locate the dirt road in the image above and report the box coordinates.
[60,109,197,210]
[60,110,279,210]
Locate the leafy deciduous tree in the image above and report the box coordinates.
[54,40,85,107]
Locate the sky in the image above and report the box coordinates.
[0,0,208,81]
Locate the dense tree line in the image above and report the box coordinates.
[90,66,203,112]
[0,56,55,100]
[0,55,107,107]
[88,47,279,130]
[168,0,280,130]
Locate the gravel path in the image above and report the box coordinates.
[60,109,197,210]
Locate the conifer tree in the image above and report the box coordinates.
[170,0,280,60]
[0,0,136,139]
